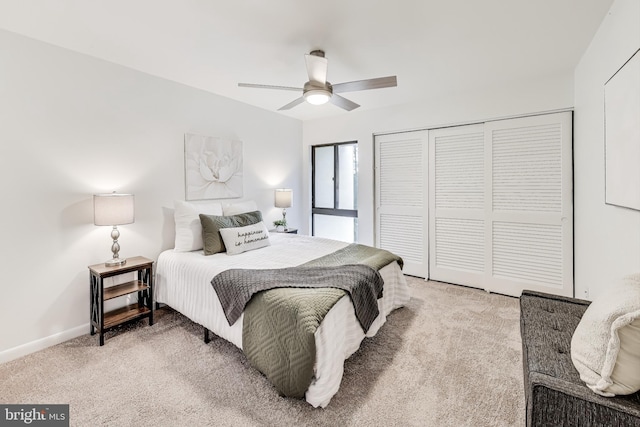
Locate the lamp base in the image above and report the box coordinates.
[105,257,126,267]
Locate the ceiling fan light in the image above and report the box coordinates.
[304,89,331,105]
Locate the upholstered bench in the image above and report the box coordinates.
[520,290,640,426]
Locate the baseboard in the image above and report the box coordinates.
[0,323,89,364]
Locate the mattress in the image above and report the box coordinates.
[155,233,410,407]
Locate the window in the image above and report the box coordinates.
[312,142,358,242]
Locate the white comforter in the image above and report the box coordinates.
[155,233,410,407]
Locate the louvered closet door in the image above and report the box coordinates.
[429,112,573,297]
[375,131,428,278]
[429,124,486,289]
[486,112,573,297]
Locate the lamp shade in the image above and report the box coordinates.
[274,189,293,208]
[93,193,135,226]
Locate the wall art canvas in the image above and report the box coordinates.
[184,133,243,200]
[605,48,640,211]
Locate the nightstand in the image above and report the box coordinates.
[88,256,154,346]
[270,228,298,234]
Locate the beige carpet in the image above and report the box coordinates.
[0,278,525,426]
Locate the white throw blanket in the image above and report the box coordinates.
[571,273,640,396]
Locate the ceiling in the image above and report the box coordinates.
[0,1,613,121]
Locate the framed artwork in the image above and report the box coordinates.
[184,133,243,200]
[604,48,640,211]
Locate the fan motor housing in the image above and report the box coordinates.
[303,81,332,94]
[303,81,332,105]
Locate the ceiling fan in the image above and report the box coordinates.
[238,50,397,111]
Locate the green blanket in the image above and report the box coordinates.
[242,244,403,398]
[300,243,404,270]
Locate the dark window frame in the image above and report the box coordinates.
[311,141,358,238]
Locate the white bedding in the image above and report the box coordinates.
[155,233,410,407]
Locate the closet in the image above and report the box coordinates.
[375,112,573,297]
[374,131,428,278]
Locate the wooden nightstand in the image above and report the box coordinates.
[270,228,298,234]
[88,256,154,346]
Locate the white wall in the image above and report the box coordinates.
[574,0,640,300]
[302,74,574,246]
[0,30,302,359]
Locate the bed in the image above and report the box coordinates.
[155,229,410,408]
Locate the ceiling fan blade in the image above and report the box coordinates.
[330,94,360,111]
[331,76,397,93]
[278,96,306,111]
[238,83,302,92]
[305,54,328,84]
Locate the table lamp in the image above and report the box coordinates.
[94,192,135,266]
[274,188,293,230]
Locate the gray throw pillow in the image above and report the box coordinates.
[199,210,263,255]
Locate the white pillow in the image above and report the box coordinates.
[222,200,258,216]
[174,200,223,252]
[218,221,270,255]
[571,273,640,396]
